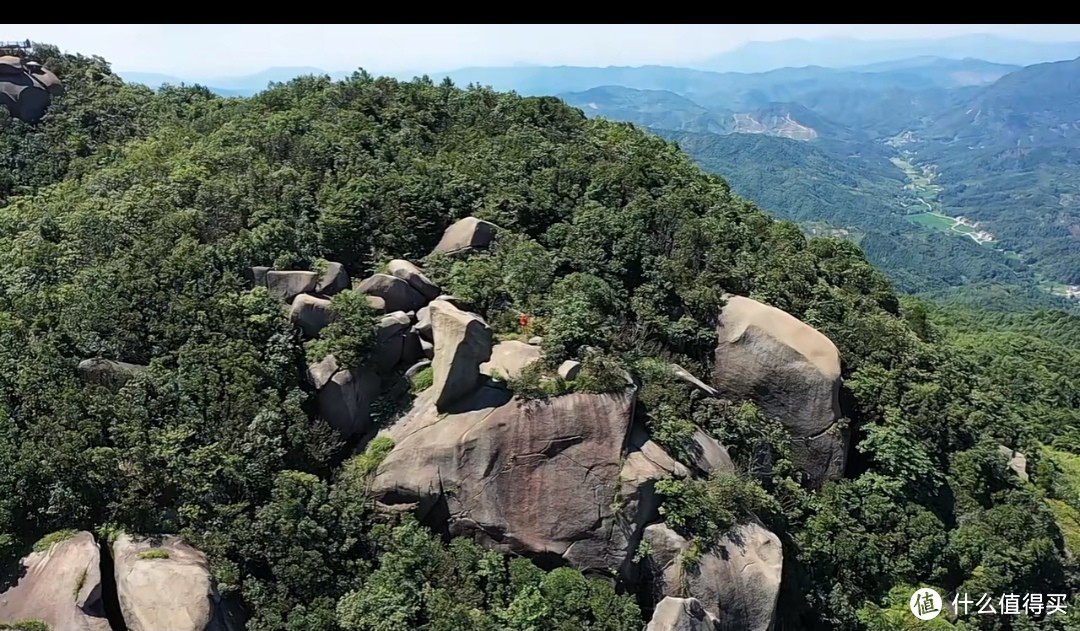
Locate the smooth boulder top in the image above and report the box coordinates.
[432,217,498,256]
[712,294,845,487]
[0,530,110,631]
[113,533,239,631]
[387,259,441,300]
[718,296,840,381]
[428,300,493,409]
[480,340,542,380]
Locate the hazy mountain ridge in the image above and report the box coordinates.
[113,39,1080,303]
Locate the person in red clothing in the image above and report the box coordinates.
[518,314,529,328]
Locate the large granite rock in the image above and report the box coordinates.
[387,259,441,301]
[647,597,720,631]
[113,533,240,631]
[998,445,1029,482]
[0,531,110,631]
[432,217,498,256]
[429,300,492,410]
[0,57,62,123]
[618,424,690,581]
[77,357,148,390]
[712,295,846,487]
[356,274,427,313]
[248,265,272,287]
[480,340,542,380]
[265,270,318,303]
[687,427,734,477]
[289,294,332,338]
[371,385,636,572]
[413,306,433,340]
[308,355,381,438]
[373,311,412,371]
[315,261,350,296]
[644,522,782,631]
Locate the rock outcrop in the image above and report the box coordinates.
[557,360,582,380]
[0,531,110,631]
[307,355,381,438]
[356,274,427,313]
[428,300,493,409]
[315,261,350,295]
[643,522,782,631]
[647,597,720,631]
[371,385,637,572]
[265,270,318,303]
[480,340,542,380]
[432,217,498,256]
[712,295,846,487]
[387,259,441,301]
[373,311,412,370]
[289,294,332,338]
[77,357,148,390]
[618,424,691,582]
[998,445,1030,482]
[0,55,62,123]
[113,533,240,631]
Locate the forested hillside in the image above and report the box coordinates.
[1,44,1080,631]
[552,58,1080,306]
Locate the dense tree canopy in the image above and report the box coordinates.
[1,45,1079,631]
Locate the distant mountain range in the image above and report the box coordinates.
[692,34,1080,72]
[114,36,1080,308]
[556,56,1080,303]
[116,34,1074,97]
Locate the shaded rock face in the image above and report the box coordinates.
[712,295,845,487]
[374,311,412,371]
[371,386,637,572]
[289,294,332,338]
[356,274,427,313]
[315,261,349,296]
[432,217,498,256]
[113,534,240,631]
[618,423,690,582]
[644,522,782,631]
[0,56,62,123]
[647,597,720,631]
[0,531,110,631]
[387,259,441,301]
[480,340,542,380]
[78,357,148,390]
[687,427,734,477]
[265,270,318,303]
[428,300,492,410]
[307,355,381,439]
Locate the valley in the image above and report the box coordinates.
[552,57,1080,309]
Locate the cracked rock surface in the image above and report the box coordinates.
[370,383,637,572]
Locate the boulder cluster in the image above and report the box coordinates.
[358,217,851,629]
[251,216,501,440]
[0,55,62,123]
[0,530,240,631]
[49,216,853,629]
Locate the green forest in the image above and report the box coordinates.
[1,45,1080,631]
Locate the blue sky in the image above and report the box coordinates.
[9,24,1080,78]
